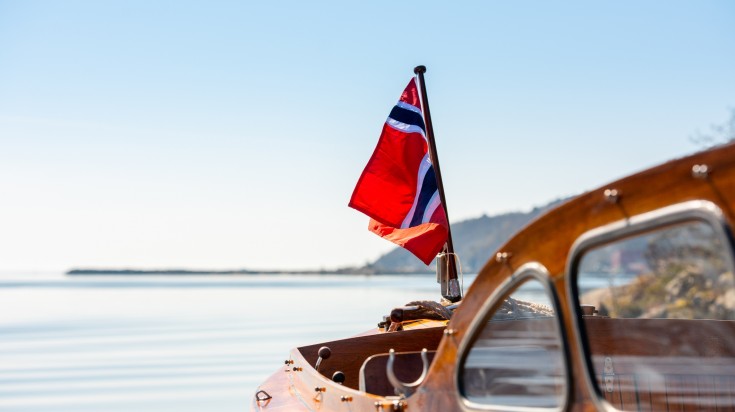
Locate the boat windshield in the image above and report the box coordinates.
[576,219,735,410]
[460,278,567,410]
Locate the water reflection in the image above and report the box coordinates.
[0,273,456,412]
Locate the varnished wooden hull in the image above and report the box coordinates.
[254,143,735,411]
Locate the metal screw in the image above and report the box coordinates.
[692,164,710,179]
[495,252,511,263]
[292,367,302,372]
[392,400,406,411]
[341,396,353,402]
[604,357,613,374]
[314,387,326,393]
[604,189,620,204]
[284,359,294,365]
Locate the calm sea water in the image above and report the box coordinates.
[0,273,472,412]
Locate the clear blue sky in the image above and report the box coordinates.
[1,1,734,273]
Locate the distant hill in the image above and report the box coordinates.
[366,197,569,274]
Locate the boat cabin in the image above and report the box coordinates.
[253,143,735,411]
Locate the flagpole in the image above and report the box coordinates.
[414,65,461,302]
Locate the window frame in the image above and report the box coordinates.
[566,199,735,411]
[456,262,571,412]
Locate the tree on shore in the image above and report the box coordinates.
[691,108,735,147]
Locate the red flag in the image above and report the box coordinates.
[349,78,448,265]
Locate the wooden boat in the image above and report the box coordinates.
[252,142,735,411]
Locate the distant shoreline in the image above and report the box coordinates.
[64,199,566,278]
[65,267,433,276]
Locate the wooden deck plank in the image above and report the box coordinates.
[680,374,702,412]
[666,375,685,412]
[618,374,638,411]
[635,373,653,412]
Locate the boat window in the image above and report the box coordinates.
[459,271,567,410]
[573,215,735,411]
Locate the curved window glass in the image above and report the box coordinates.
[574,211,735,411]
[460,271,566,410]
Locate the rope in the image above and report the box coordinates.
[493,296,555,320]
[404,300,453,320]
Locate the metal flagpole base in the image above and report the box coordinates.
[436,252,462,302]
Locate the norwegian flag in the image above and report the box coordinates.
[349,78,448,265]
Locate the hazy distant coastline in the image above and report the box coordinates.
[67,198,567,277]
[65,267,422,276]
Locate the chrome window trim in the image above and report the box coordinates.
[456,262,570,412]
[566,200,735,412]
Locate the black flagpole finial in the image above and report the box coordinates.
[413,65,426,74]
